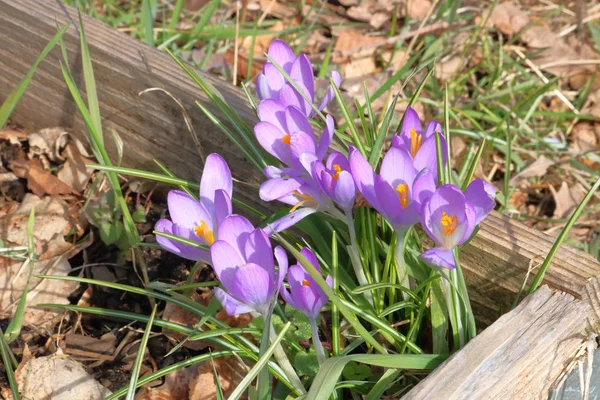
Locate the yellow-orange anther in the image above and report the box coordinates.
[282,134,291,145]
[440,212,458,237]
[410,128,423,158]
[194,220,215,245]
[332,164,342,181]
[289,191,316,213]
[396,184,409,210]
[301,279,311,286]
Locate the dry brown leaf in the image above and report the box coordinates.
[370,11,390,29]
[259,0,298,19]
[189,357,249,400]
[12,352,111,400]
[570,123,599,153]
[509,155,554,186]
[381,49,408,71]
[484,3,529,36]
[346,6,372,23]
[550,182,587,219]
[333,29,384,63]
[27,127,69,162]
[343,57,377,78]
[0,129,27,146]
[57,143,94,192]
[134,367,191,400]
[406,0,432,20]
[162,291,208,351]
[28,165,77,197]
[435,57,462,83]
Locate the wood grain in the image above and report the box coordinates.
[403,281,600,399]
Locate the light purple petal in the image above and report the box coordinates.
[349,147,379,209]
[214,288,254,316]
[290,131,317,159]
[171,223,211,262]
[256,73,271,100]
[465,179,496,225]
[290,54,315,101]
[316,70,341,113]
[326,151,350,172]
[278,84,311,117]
[400,106,422,140]
[374,176,402,225]
[167,190,210,230]
[421,247,456,270]
[257,99,287,131]
[457,202,478,246]
[210,240,244,288]
[286,106,315,141]
[263,207,318,236]
[268,40,295,72]
[217,214,255,258]
[155,219,180,254]
[200,154,232,216]
[254,121,291,165]
[274,245,289,293]
[380,147,416,188]
[317,167,334,198]
[412,168,437,215]
[264,165,284,179]
[279,284,299,310]
[421,197,442,246]
[260,177,303,202]
[413,134,447,175]
[316,115,335,159]
[334,170,356,212]
[425,185,469,248]
[300,248,320,272]
[299,153,319,177]
[245,229,274,278]
[213,189,232,232]
[230,263,273,313]
[262,63,286,96]
[423,120,442,139]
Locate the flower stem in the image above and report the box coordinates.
[268,323,307,394]
[310,317,326,365]
[344,209,373,304]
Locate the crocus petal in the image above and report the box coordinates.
[245,229,274,278]
[290,131,317,159]
[400,106,422,139]
[299,153,318,177]
[373,176,402,224]
[256,73,271,100]
[290,54,315,101]
[421,198,442,247]
[316,115,335,160]
[213,189,232,235]
[380,147,416,188]
[217,214,255,258]
[316,70,341,113]
[326,151,350,172]
[295,284,319,318]
[263,207,318,236]
[210,240,244,288]
[200,153,232,216]
[257,99,287,132]
[171,223,211,262]
[254,121,291,165]
[318,168,334,198]
[155,219,180,254]
[465,179,496,225]
[167,190,211,230]
[279,284,299,311]
[423,120,442,139]
[421,247,456,270]
[424,185,469,248]
[349,147,379,209]
[286,106,315,141]
[268,39,295,72]
[260,178,303,202]
[300,248,320,272]
[264,165,284,179]
[334,170,356,212]
[412,168,437,215]
[278,84,311,117]
[413,134,447,175]
[230,263,273,313]
[274,245,289,293]
[457,202,477,246]
[214,288,254,316]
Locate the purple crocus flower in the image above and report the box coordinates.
[256,40,341,117]
[312,151,356,213]
[280,248,332,320]
[211,214,288,316]
[155,153,232,263]
[420,181,496,270]
[392,107,447,177]
[349,146,434,233]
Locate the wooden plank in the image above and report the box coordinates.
[403,280,600,399]
[1,0,600,328]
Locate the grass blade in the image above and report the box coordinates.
[125,304,157,400]
[228,322,292,400]
[0,328,19,400]
[0,24,69,128]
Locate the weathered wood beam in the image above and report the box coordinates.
[1,0,599,329]
[403,278,600,399]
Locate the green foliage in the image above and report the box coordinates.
[342,361,372,381]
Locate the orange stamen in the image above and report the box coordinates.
[332,164,342,181]
[302,279,311,286]
[194,220,215,245]
[440,212,458,236]
[410,128,423,158]
[282,134,291,145]
[289,191,316,213]
[396,184,409,209]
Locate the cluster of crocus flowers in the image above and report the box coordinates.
[155,153,233,263]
